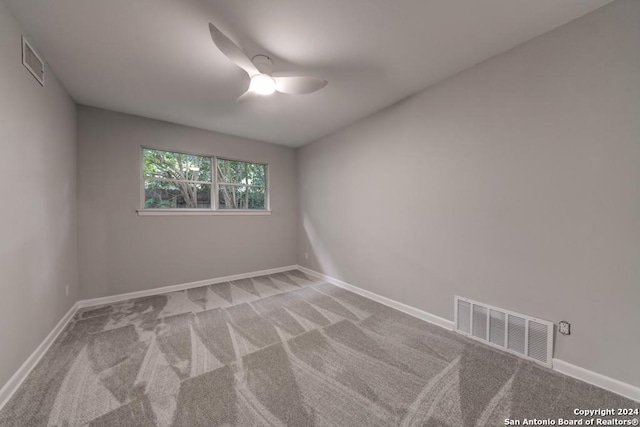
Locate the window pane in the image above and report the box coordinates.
[217,158,265,185]
[143,148,211,182]
[246,162,266,186]
[217,185,266,210]
[247,186,266,209]
[217,159,246,184]
[145,180,211,208]
[218,185,247,210]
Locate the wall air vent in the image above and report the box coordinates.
[454,296,553,367]
[22,36,44,86]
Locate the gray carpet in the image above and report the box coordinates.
[0,270,637,426]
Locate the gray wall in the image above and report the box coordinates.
[297,0,640,387]
[77,106,298,299]
[0,4,78,387]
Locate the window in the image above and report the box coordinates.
[143,148,212,209]
[141,148,268,213]
[217,158,266,210]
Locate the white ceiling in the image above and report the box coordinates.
[5,0,612,147]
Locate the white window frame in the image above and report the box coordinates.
[215,156,270,211]
[137,147,271,216]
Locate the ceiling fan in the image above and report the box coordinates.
[209,23,328,102]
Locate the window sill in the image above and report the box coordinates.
[137,209,272,216]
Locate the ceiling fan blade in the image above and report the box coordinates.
[274,76,328,94]
[209,23,258,77]
[236,90,260,103]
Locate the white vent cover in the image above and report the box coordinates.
[454,296,553,367]
[22,36,44,86]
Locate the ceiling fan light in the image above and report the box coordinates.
[249,74,276,95]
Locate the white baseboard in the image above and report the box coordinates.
[553,359,640,403]
[0,301,79,411]
[78,265,298,309]
[296,265,454,331]
[297,265,640,403]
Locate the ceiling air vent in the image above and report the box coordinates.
[455,296,553,367]
[22,36,44,86]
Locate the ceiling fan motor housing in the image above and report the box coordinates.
[252,55,273,74]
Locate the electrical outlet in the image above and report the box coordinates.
[65,284,69,296]
[559,321,571,335]
[304,252,309,260]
